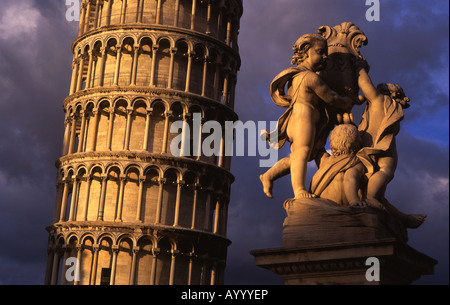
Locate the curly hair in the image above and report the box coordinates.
[377,83,411,109]
[329,124,361,156]
[291,34,327,66]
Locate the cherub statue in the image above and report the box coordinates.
[261,33,353,199]
[309,123,368,207]
[356,67,426,228]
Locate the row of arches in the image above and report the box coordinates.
[45,232,227,285]
[54,162,230,237]
[62,98,234,169]
[70,33,238,107]
[78,0,242,49]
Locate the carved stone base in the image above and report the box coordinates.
[282,197,408,247]
[250,198,437,285]
[250,238,437,285]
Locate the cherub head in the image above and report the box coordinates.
[377,83,411,109]
[329,124,361,156]
[291,34,328,71]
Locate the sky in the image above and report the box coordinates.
[0,0,448,285]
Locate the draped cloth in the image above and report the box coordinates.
[356,95,404,177]
[264,66,331,162]
[310,154,361,197]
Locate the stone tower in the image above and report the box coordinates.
[45,0,242,285]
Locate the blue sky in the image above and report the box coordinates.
[0,0,448,284]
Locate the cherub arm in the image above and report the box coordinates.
[356,68,383,103]
[306,73,353,110]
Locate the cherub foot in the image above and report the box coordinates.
[405,214,427,229]
[350,201,370,208]
[259,174,273,199]
[294,190,316,199]
[366,197,386,211]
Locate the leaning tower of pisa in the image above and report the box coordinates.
[44,0,242,285]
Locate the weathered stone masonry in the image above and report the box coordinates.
[45,0,242,285]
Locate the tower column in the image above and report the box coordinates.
[59,178,71,222]
[179,113,190,157]
[77,110,87,153]
[173,180,185,227]
[161,110,172,154]
[85,50,94,89]
[120,0,127,24]
[62,117,71,155]
[155,178,166,224]
[82,175,92,221]
[174,0,180,27]
[78,2,87,36]
[113,45,122,86]
[50,247,61,285]
[124,107,133,150]
[90,244,100,285]
[155,0,162,24]
[142,109,152,151]
[226,18,232,46]
[206,0,211,35]
[138,0,144,22]
[222,72,229,105]
[150,248,159,285]
[190,0,197,30]
[201,56,208,96]
[106,107,115,150]
[129,247,139,284]
[115,175,126,222]
[191,183,200,229]
[99,47,107,87]
[97,174,108,221]
[84,1,92,33]
[76,54,85,91]
[213,197,221,234]
[93,0,101,29]
[69,59,79,95]
[68,115,78,154]
[136,176,146,222]
[106,0,113,26]
[169,249,179,285]
[88,108,99,151]
[73,244,83,286]
[110,245,119,285]
[149,46,158,87]
[68,175,79,221]
[131,44,140,86]
[167,48,177,89]
[203,190,212,231]
[185,52,193,92]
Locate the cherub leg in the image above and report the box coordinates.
[290,134,315,199]
[382,198,427,229]
[260,157,291,198]
[366,157,396,210]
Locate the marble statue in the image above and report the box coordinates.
[260,33,353,200]
[260,22,426,233]
[252,22,436,286]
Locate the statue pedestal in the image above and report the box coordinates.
[250,198,437,285]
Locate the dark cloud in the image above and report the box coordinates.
[0,0,447,285]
